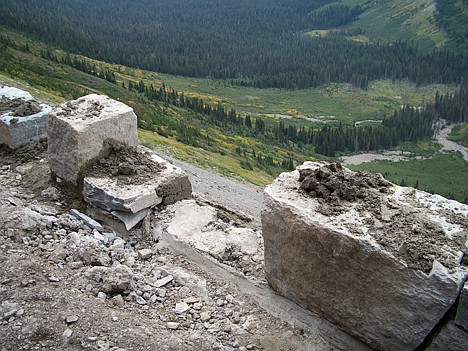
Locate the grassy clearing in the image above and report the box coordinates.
[448,123,468,147]
[392,140,443,157]
[138,129,276,186]
[306,30,330,37]
[113,64,450,124]
[349,152,468,203]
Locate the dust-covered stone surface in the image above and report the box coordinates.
[83,146,192,217]
[47,94,138,185]
[298,162,467,273]
[0,86,51,149]
[262,161,468,351]
[0,135,371,350]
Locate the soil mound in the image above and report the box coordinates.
[86,144,165,186]
[0,97,42,117]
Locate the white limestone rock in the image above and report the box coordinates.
[261,161,468,351]
[47,94,138,185]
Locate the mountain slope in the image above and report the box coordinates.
[0,0,465,90]
[343,0,467,52]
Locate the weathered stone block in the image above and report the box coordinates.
[0,86,51,149]
[426,321,468,351]
[83,177,163,213]
[262,161,468,351]
[83,153,191,213]
[455,282,468,331]
[48,94,138,185]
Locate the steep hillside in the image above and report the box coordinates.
[0,0,466,90]
[344,0,468,52]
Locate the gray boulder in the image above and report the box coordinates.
[262,161,468,351]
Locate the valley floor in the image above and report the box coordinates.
[341,122,468,165]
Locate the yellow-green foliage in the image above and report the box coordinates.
[342,0,450,52]
[448,124,468,147]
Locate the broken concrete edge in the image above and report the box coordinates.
[83,177,163,213]
[261,162,468,351]
[0,88,51,149]
[82,153,192,213]
[0,104,51,125]
[111,208,151,231]
[70,209,104,232]
[149,154,192,205]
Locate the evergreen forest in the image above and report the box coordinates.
[0,0,466,89]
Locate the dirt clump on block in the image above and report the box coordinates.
[299,162,391,215]
[55,99,104,119]
[0,97,42,117]
[86,144,165,186]
[298,162,467,273]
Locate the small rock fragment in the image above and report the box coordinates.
[135,295,147,305]
[153,275,173,288]
[174,302,190,314]
[111,294,125,308]
[200,311,211,322]
[66,315,79,324]
[62,328,73,338]
[167,322,180,330]
[137,249,153,260]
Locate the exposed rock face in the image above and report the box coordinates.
[0,86,51,149]
[455,282,468,331]
[261,161,468,351]
[426,321,468,351]
[47,94,138,185]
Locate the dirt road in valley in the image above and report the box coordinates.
[341,122,468,165]
[434,123,468,162]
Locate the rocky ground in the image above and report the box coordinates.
[0,142,369,351]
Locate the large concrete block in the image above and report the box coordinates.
[48,94,138,185]
[0,86,51,149]
[261,161,468,351]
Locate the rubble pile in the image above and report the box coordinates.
[262,161,468,351]
[4,91,360,351]
[0,147,351,351]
